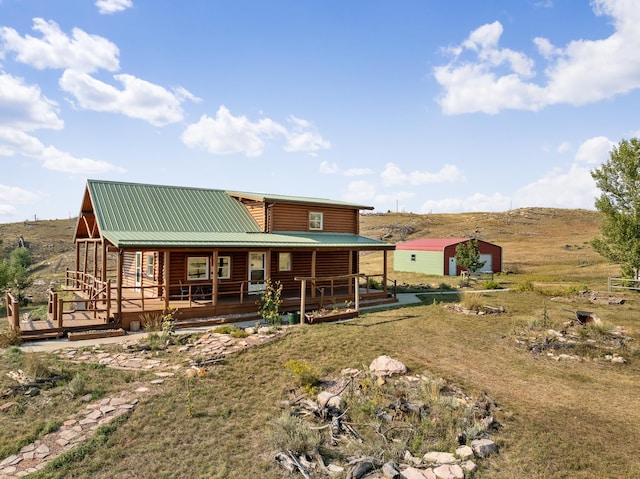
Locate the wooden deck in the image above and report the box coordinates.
[9,287,397,341]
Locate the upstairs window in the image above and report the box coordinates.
[309,212,323,230]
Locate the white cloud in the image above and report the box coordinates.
[284,116,331,153]
[435,0,640,114]
[319,160,373,176]
[0,127,125,174]
[0,184,39,216]
[574,136,615,164]
[0,18,120,73]
[381,162,465,186]
[182,106,330,157]
[59,70,190,126]
[420,192,512,213]
[344,180,376,203]
[95,0,133,15]
[0,73,63,131]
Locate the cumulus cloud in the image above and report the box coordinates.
[0,184,39,216]
[319,160,373,176]
[0,127,125,174]
[284,116,330,153]
[0,73,63,131]
[95,0,133,15]
[0,18,120,73]
[434,0,640,114]
[574,135,615,164]
[59,70,192,126]
[381,162,465,186]
[420,192,512,213]
[182,106,330,157]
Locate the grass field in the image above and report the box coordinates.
[1,208,639,478]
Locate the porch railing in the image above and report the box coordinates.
[5,292,19,331]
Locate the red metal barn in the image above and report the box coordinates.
[394,238,502,276]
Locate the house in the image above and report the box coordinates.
[394,237,502,276]
[65,179,396,330]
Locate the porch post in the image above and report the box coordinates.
[311,250,317,298]
[300,279,306,323]
[116,249,123,319]
[163,251,170,310]
[83,241,89,276]
[101,241,107,282]
[93,242,98,278]
[354,274,360,312]
[383,250,388,295]
[75,241,80,272]
[211,250,218,306]
[347,250,354,295]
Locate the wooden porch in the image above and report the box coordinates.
[5,273,397,341]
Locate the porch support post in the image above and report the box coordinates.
[383,250,388,295]
[354,274,360,312]
[83,241,89,277]
[163,251,170,311]
[211,250,218,306]
[311,250,317,298]
[116,249,123,319]
[299,279,306,323]
[93,242,99,278]
[101,241,107,282]
[347,250,354,295]
[266,250,271,281]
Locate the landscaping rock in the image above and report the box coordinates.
[471,438,497,458]
[423,451,456,464]
[433,463,464,479]
[369,355,407,377]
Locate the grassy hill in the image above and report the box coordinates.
[0,207,617,304]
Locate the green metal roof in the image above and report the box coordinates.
[84,180,390,250]
[100,231,394,249]
[227,190,374,210]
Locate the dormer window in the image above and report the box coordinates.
[309,212,323,230]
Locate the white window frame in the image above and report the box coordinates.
[279,252,291,272]
[309,212,323,231]
[187,256,210,281]
[248,252,266,293]
[217,255,231,279]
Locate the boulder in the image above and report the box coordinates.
[471,438,497,458]
[369,355,407,377]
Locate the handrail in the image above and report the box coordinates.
[6,292,19,330]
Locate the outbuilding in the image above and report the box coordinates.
[394,237,502,276]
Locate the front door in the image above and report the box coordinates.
[248,252,266,293]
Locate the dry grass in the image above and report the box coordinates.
[2,208,639,477]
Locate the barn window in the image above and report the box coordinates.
[187,256,209,280]
[279,252,291,271]
[309,212,323,230]
[410,254,416,262]
[217,256,230,279]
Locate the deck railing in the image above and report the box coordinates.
[6,292,19,331]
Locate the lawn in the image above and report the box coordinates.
[2,288,638,478]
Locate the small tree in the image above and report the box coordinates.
[455,239,486,274]
[591,138,640,279]
[259,279,283,325]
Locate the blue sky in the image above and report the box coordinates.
[1,0,638,222]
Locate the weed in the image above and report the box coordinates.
[213,324,248,338]
[67,372,87,398]
[460,292,483,312]
[258,279,283,326]
[268,412,323,456]
[139,312,163,331]
[482,279,502,290]
[0,327,22,347]
[284,359,320,395]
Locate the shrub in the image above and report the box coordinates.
[259,279,283,326]
[284,359,320,395]
[268,412,323,456]
[140,312,163,331]
[460,292,483,312]
[67,373,87,398]
[482,280,502,290]
[0,327,22,347]
[514,280,535,292]
[213,325,248,338]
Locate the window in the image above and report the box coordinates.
[309,212,323,230]
[410,254,416,262]
[217,256,230,279]
[146,253,155,277]
[279,252,291,271]
[187,256,209,280]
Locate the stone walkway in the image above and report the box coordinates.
[0,391,141,478]
[1,327,286,478]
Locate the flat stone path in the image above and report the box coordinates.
[0,392,140,478]
[1,327,286,477]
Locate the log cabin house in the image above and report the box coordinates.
[61,179,396,331]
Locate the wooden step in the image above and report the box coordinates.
[67,328,126,341]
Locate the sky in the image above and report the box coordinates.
[1,0,639,223]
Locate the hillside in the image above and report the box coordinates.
[0,207,615,303]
